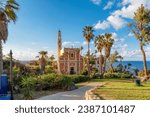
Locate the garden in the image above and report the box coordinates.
[92,78,150,100]
[13,66,91,99]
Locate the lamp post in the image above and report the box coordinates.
[10,50,13,100]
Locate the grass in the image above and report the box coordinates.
[92,78,150,100]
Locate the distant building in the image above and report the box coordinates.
[57,30,83,74]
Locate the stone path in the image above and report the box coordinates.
[37,82,101,100]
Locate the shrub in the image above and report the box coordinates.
[34,73,59,90]
[107,68,120,73]
[21,74,91,92]
[64,75,90,83]
[33,73,78,91]
[45,66,56,74]
[60,76,75,90]
[21,77,35,99]
[104,73,131,79]
[13,68,22,86]
[81,70,88,75]
[121,73,131,78]
[90,68,98,78]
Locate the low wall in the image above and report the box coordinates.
[85,83,105,100]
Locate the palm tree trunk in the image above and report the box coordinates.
[95,53,97,71]
[110,64,114,73]
[99,59,103,75]
[103,57,107,74]
[40,64,45,75]
[0,40,3,75]
[99,53,103,75]
[140,41,148,81]
[87,42,90,76]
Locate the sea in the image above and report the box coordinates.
[113,61,150,70]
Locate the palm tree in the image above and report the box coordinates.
[83,26,94,76]
[0,0,19,75]
[129,4,150,81]
[94,50,98,70]
[37,51,48,74]
[108,51,123,72]
[95,35,104,74]
[84,52,96,72]
[103,33,114,73]
[49,55,55,67]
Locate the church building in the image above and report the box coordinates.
[57,30,83,75]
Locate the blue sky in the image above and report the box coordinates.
[3,0,150,60]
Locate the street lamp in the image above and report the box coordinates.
[10,50,13,100]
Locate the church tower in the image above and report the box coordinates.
[57,30,62,73]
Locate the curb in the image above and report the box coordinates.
[85,83,105,100]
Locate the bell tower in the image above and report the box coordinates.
[57,30,62,73]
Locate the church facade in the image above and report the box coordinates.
[57,30,83,75]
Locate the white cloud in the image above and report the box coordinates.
[107,15,127,30]
[3,48,37,60]
[82,41,94,46]
[3,49,58,61]
[110,33,150,60]
[114,45,150,61]
[112,32,126,49]
[113,0,149,19]
[122,0,130,6]
[111,32,133,60]
[3,44,57,60]
[62,41,81,48]
[121,49,141,60]
[94,20,110,30]
[112,32,118,39]
[90,0,101,5]
[103,1,113,10]
[91,41,94,45]
[94,0,149,30]
[128,32,134,37]
[82,41,88,46]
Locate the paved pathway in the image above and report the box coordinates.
[37,82,101,100]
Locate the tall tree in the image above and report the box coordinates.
[83,26,94,76]
[103,33,114,73]
[95,35,104,74]
[129,4,150,81]
[84,52,96,70]
[108,51,123,72]
[0,0,19,75]
[37,51,48,74]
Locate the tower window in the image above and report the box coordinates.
[71,53,74,57]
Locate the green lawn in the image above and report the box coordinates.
[92,78,150,100]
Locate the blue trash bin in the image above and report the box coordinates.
[0,74,8,95]
[0,95,11,100]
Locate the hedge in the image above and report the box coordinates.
[104,73,131,79]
